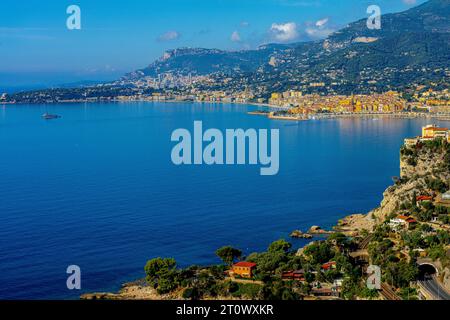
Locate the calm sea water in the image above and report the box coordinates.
[0,102,448,299]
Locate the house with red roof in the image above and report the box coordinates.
[321,261,337,271]
[231,261,257,278]
[389,215,417,231]
[416,195,433,203]
[282,270,305,281]
[422,125,449,141]
[399,215,417,225]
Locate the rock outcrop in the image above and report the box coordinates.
[290,230,313,239]
[307,226,334,235]
[370,143,450,222]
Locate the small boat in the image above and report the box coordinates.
[42,113,61,120]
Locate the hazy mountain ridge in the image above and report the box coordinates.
[123,44,297,79]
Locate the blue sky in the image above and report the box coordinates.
[0,0,426,87]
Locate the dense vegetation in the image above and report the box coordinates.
[143,234,387,300]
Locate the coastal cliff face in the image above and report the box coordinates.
[400,145,449,179]
[369,142,450,223]
[368,140,450,292]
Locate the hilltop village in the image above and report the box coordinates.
[82,125,450,301]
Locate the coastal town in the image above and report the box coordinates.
[2,84,450,122]
[82,125,450,301]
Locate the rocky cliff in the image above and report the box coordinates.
[370,141,450,222]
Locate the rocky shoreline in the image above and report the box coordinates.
[290,225,337,239]
[81,213,377,300]
[81,136,450,300]
[81,280,179,300]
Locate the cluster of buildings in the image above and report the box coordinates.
[115,90,257,104]
[407,88,450,113]
[404,124,450,147]
[389,215,418,231]
[228,260,342,298]
[119,73,214,90]
[268,91,406,114]
[388,190,450,231]
[97,84,450,115]
[191,90,256,103]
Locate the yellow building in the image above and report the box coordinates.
[271,93,281,100]
[422,124,449,140]
[231,262,257,279]
[288,91,303,98]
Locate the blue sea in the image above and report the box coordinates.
[0,102,447,300]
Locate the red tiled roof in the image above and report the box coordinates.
[416,195,432,201]
[233,262,256,268]
[282,270,305,276]
[321,261,336,270]
[398,215,416,223]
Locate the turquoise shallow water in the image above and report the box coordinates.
[0,102,447,299]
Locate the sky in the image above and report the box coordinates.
[0,0,427,88]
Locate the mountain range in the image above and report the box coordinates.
[123,0,450,95]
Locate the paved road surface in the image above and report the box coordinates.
[418,276,450,300]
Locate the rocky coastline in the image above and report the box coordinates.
[81,135,450,300]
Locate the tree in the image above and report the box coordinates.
[359,287,379,300]
[268,239,292,253]
[399,287,418,300]
[425,177,448,193]
[341,278,361,300]
[419,224,433,233]
[305,272,316,283]
[384,261,418,289]
[249,240,294,277]
[328,233,350,249]
[157,273,179,294]
[253,251,288,277]
[144,257,178,293]
[439,214,450,225]
[261,280,299,300]
[215,246,242,266]
[303,241,335,265]
[411,191,417,209]
[144,257,177,282]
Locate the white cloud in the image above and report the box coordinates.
[231,31,241,42]
[315,18,329,27]
[269,22,298,42]
[304,18,335,40]
[157,30,181,42]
